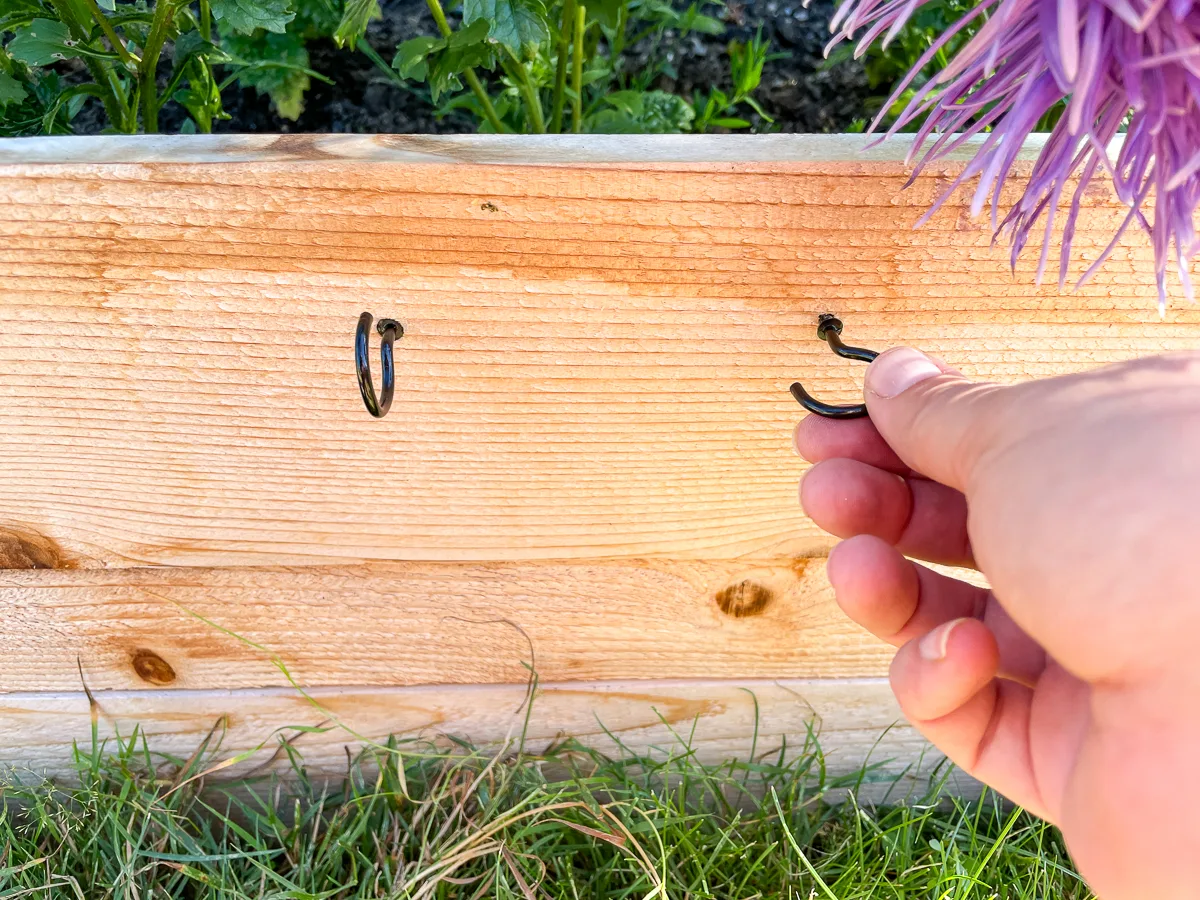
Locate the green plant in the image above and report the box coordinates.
[0,723,1093,897]
[0,0,381,135]
[0,0,771,135]
[393,0,773,133]
[692,27,772,130]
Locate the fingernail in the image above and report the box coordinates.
[867,347,943,400]
[918,619,964,662]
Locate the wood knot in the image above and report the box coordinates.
[0,527,73,569]
[715,580,774,618]
[131,649,176,686]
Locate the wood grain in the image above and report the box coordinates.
[0,136,1196,566]
[0,679,963,797]
[0,558,896,691]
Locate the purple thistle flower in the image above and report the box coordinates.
[824,0,1200,310]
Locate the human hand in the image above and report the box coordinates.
[795,347,1200,900]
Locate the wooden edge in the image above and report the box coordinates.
[0,132,1053,168]
[0,559,899,690]
[0,679,976,799]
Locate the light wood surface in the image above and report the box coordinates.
[0,559,896,691]
[0,136,1195,567]
[0,133,1050,165]
[0,135,1192,786]
[0,679,959,796]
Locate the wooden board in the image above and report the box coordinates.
[0,559,895,692]
[0,679,963,797]
[0,135,1196,568]
[0,133,1036,165]
[0,134,1193,788]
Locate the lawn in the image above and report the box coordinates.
[0,718,1092,898]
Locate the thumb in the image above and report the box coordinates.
[864,347,1016,494]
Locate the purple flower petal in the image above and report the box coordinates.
[831,0,1200,306]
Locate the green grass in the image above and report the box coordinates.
[0,719,1092,899]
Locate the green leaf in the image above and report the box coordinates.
[393,20,494,102]
[173,29,229,68]
[0,0,46,25]
[463,0,548,56]
[587,0,623,28]
[223,30,310,119]
[172,31,227,132]
[291,0,340,34]
[0,71,25,107]
[436,36,493,71]
[687,13,725,34]
[586,90,695,134]
[743,95,772,121]
[447,17,491,48]
[392,34,441,81]
[708,116,750,129]
[211,0,295,35]
[332,0,380,47]
[7,18,79,66]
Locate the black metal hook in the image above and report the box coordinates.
[790,314,878,419]
[356,312,403,418]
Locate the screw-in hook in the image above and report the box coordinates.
[356,312,403,418]
[790,314,878,419]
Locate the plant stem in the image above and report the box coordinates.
[464,71,505,132]
[48,0,132,131]
[81,0,139,69]
[199,0,211,40]
[572,4,585,133]
[504,48,544,133]
[422,0,453,35]
[356,37,414,92]
[549,0,576,133]
[611,1,626,72]
[139,0,176,133]
[423,0,505,133]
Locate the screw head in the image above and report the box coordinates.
[816,314,843,342]
[376,318,403,339]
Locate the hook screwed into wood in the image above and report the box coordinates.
[790,314,879,419]
[356,312,403,418]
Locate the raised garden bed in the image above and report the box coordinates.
[0,133,1191,789]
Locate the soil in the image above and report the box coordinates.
[77,0,875,134]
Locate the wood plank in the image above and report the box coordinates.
[0,679,962,797]
[0,135,1195,566]
[0,132,1047,166]
[0,559,895,691]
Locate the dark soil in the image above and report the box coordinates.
[77,0,874,134]
[631,0,876,133]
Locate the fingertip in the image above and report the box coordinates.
[793,416,815,459]
[891,617,999,722]
[826,535,918,639]
[793,413,909,473]
[799,458,911,541]
[793,414,843,462]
